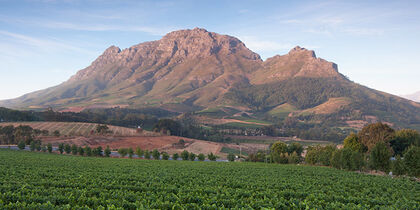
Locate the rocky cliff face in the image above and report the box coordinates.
[251,46,343,84]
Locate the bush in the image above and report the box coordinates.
[58,143,64,154]
[104,146,111,157]
[227,153,235,162]
[64,144,71,154]
[30,141,36,151]
[41,145,47,152]
[78,146,84,156]
[172,153,179,160]
[403,146,420,177]
[144,150,151,159]
[181,150,189,161]
[208,152,217,161]
[47,143,53,153]
[369,142,392,172]
[188,152,196,161]
[17,141,26,150]
[135,147,144,158]
[118,148,128,157]
[288,151,300,164]
[392,155,406,176]
[53,130,60,137]
[162,152,169,160]
[85,146,92,156]
[93,146,103,156]
[152,149,160,160]
[198,153,205,161]
[128,148,134,159]
[71,144,78,155]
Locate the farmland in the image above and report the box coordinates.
[0,122,156,136]
[0,149,418,209]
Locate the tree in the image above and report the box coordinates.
[181,150,189,160]
[152,119,181,136]
[17,140,26,150]
[227,153,235,162]
[118,148,128,157]
[369,141,392,172]
[35,140,42,151]
[152,149,160,160]
[198,153,205,161]
[172,153,179,160]
[288,151,300,164]
[208,152,217,161]
[391,129,420,156]
[403,146,420,177]
[93,146,103,156]
[128,147,134,158]
[47,143,53,153]
[162,152,170,160]
[188,152,196,161]
[71,144,78,155]
[30,141,36,151]
[53,130,60,137]
[64,144,71,154]
[96,124,111,135]
[104,146,111,157]
[343,133,366,153]
[331,149,343,169]
[14,125,34,145]
[271,141,288,164]
[144,150,151,159]
[392,155,406,176]
[358,123,395,152]
[287,142,304,156]
[58,143,64,154]
[135,147,144,158]
[78,146,84,156]
[41,145,47,152]
[85,146,92,156]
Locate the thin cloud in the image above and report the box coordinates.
[239,36,294,52]
[0,30,95,54]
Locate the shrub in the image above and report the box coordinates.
[78,146,85,156]
[30,141,36,151]
[104,146,111,157]
[181,150,189,160]
[64,144,71,154]
[188,152,196,161]
[85,146,92,156]
[58,143,64,154]
[71,144,78,155]
[128,148,134,159]
[208,152,217,161]
[135,147,144,158]
[392,155,406,176]
[403,146,420,177]
[288,151,300,164]
[17,141,26,150]
[198,153,205,161]
[227,153,235,162]
[152,149,160,160]
[118,148,128,157]
[47,143,53,153]
[162,152,169,160]
[144,150,151,159]
[172,153,179,160]
[369,142,392,172]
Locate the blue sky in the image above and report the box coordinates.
[0,0,419,100]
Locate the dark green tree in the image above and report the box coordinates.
[359,123,395,152]
[152,149,160,160]
[64,144,71,154]
[172,153,179,160]
[188,152,196,161]
[144,150,151,159]
[369,141,392,172]
[135,147,144,158]
[58,143,64,154]
[53,130,60,137]
[208,152,217,161]
[104,146,111,157]
[78,146,84,156]
[181,150,189,160]
[128,147,134,158]
[392,155,406,176]
[30,141,36,151]
[47,143,53,153]
[118,148,128,157]
[403,146,420,177]
[162,152,170,160]
[71,144,78,155]
[85,146,92,156]
[391,129,420,156]
[227,153,235,162]
[17,140,26,150]
[198,153,205,161]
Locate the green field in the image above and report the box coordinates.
[0,149,419,209]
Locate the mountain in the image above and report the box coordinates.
[403,91,420,102]
[1,28,420,130]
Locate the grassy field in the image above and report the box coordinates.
[0,149,418,209]
[0,122,152,136]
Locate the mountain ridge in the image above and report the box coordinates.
[1,28,419,131]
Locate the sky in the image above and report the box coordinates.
[0,0,419,100]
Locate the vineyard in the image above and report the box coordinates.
[0,149,418,209]
[0,122,156,136]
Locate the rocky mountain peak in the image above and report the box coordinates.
[288,46,316,58]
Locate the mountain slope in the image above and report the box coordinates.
[1,28,420,130]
